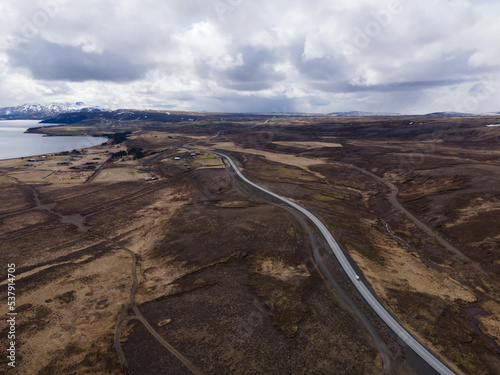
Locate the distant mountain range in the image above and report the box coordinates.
[2,103,499,121]
[423,112,475,117]
[328,111,401,116]
[0,102,103,120]
[423,111,500,117]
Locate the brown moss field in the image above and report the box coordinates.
[1,114,499,374]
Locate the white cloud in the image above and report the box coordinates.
[0,0,499,113]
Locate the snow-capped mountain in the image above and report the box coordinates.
[0,102,103,120]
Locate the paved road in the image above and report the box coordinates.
[85,156,112,184]
[221,158,393,374]
[210,151,456,375]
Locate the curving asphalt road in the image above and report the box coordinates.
[220,156,393,374]
[209,151,456,375]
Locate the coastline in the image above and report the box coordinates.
[0,120,108,161]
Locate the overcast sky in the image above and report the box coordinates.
[1,0,499,114]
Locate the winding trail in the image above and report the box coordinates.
[89,233,205,375]
[221,158,393,374]
[0,172,204,374]
[1,132,465,373]
[187,141,455,375]
[336,162,472,264]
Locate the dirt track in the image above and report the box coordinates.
[1,115,499,374]
[90,233,204,375]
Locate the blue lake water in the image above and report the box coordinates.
[0,120,108,160]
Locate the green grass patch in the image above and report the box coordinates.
[312,192,346,201]
[196,153,219,161]
[247,160,318,182]
[250,273,311,338]
[58,291,76,304]
[42,126,97,136]
[276,166,317,181]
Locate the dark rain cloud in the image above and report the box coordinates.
[313,78,469,94]
[210,94,297,113]
[1,0,499,112]
[289,39,350,83]
[214,46,285,91]
[9,38,147,82]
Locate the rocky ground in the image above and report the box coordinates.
[0,114,499,374]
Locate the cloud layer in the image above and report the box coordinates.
[0,0,499,113]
